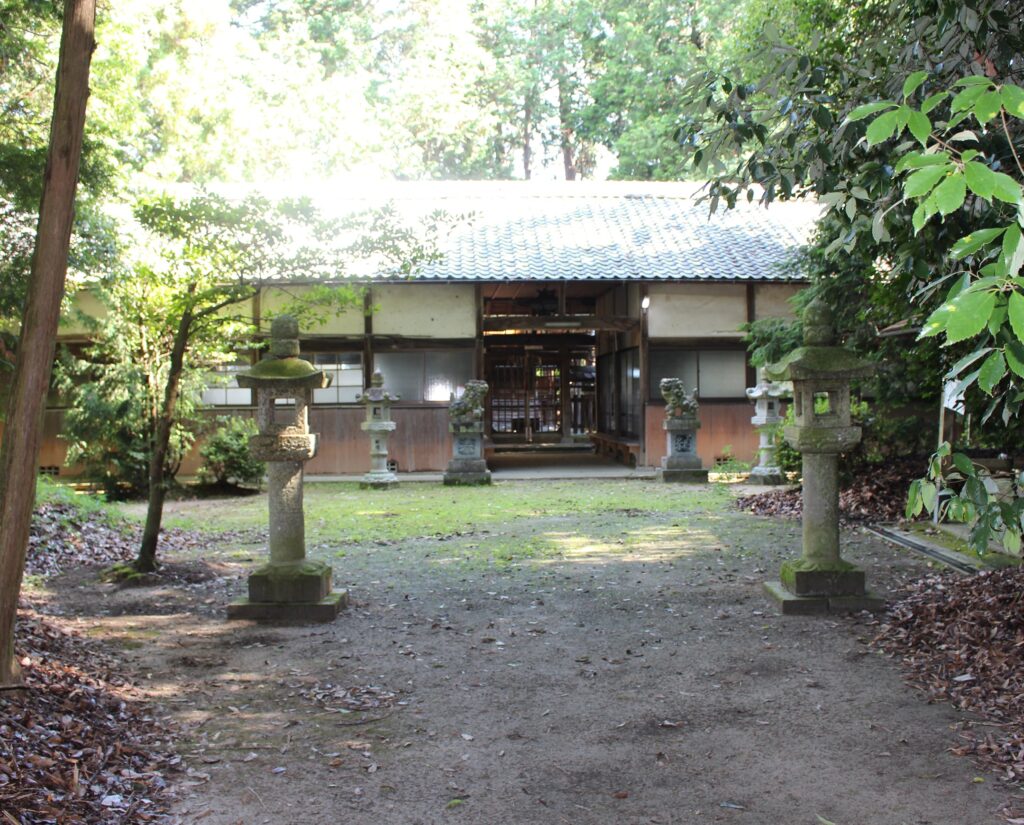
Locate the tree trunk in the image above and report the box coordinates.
[0,0,97,687]
[135,309,192,572]
[522,100,532,180]
[558,76,577,181]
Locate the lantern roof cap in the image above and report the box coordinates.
[237,356,331,388]
[765,345,873,382]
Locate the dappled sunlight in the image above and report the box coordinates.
[543,531,622,561]
[534,523,722,565]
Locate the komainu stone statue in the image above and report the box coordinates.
[444,380,491,485]
[659,378,699,419]
[656,378,707,482]
[449,379,488,423]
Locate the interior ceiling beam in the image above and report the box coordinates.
[482,315,638,332]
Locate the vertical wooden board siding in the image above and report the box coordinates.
[644,401,758,467]
[754,283,804,320]
[646,283,747,339]
[387,407,451,472]
[372,284,476,338]
[305,407,451,474]
[33,411,74,473]
[307,407,372,474]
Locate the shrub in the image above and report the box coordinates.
[197,417,264,489]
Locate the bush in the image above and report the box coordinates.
[197,417,264,489]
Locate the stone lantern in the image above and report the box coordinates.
[763,298,881,613]
[745,369,787,485]
[656,378,708,483]
[358,370,399,489]
[228,315,347,622]
[444,380,492,485]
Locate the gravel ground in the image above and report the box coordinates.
[36,482,1023,825]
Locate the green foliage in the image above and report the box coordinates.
[197,417,264,488]
[669,0,1021,551]
[907,442,1024,556]
[56,268,209,500]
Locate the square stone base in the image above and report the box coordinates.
[657,468,709,483]
[748,467,787,485]
[249,561,332,603]
[443,470,492,485]
[227,590,348,623]
[763,581,885,614]
[780,560,865,597]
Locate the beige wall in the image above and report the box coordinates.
[370,283,476,338]
[59,290,108,338]
[261,285,364,336]
[647,283,747,339]
[754,283,803,320]
[60,281,481,341]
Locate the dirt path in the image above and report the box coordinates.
[43,484,1018,824]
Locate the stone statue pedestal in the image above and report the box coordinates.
[227,315,347,623]
[444,421,491,485]
[656,415,708,483]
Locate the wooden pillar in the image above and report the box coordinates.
[638,283,650,464]
[745,284,757,387]
[362,288,374,389]
[559,345,572,443]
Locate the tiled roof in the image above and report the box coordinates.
[215,180,820,283]
[397,182,820,282]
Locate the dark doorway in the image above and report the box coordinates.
[485,341,595,444]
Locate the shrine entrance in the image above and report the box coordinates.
[480,279,639,449]
[484,339,596,445]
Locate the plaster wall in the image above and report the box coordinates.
[371,284,476,338]
[261,286,364,336]
[754,283,803,320]
[647,283,747,339]
[58,290,109,339]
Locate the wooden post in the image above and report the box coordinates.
[0,0,97,686]
[559,346,572,443]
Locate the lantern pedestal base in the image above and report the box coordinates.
[228,560,348,623]
[748,465,787,485]
[779,559,865,596]
[763,581,884,614]
[227,590,348,623]
[360,472,399,489]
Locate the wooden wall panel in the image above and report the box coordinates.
[644,400,758,467]
[306,406,451,474]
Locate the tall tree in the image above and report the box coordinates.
[0,0,97,686]
[62,191,448,573]
[670,0,1023,549]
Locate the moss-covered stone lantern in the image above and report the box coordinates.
[227,315,347,622]
[763,298,881,613]
[358,370,399,489]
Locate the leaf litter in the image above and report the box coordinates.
[873,568,1024,785]
[736,462,920,524]
[1,609,178,824]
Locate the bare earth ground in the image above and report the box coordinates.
[32,481,1023,825]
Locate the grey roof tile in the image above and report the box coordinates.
[399,185,819,283]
